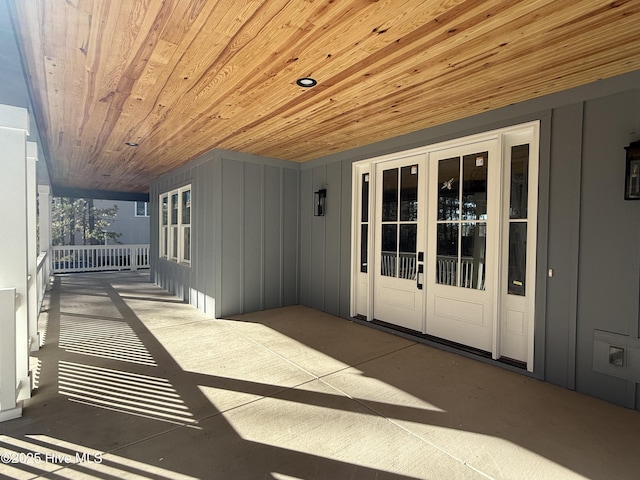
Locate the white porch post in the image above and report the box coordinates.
[27,142,39,351]
[0,288,19,421]
[0,104,31,411]
[38,184,52,289]
[38,185,52,255]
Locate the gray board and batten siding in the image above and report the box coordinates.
[150,149,300,320]
[150,70,640,411]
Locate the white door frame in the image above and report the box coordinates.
[350,121,539,371]
[499,129,540,369]
[372,154,427,332]
[425,138,500,355]
[352,163,372,319]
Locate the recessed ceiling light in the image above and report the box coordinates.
[125,141,139,147]
[296,77,317,88]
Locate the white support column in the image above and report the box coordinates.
[38,185,51,255]
[27,142,39,352]
[38,184,52,291]
[0,288,20,421]
[0,104,31,408]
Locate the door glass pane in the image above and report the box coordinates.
[382,169,398,221]
[170,193,179,225]
[400,165,418,221]
[438,157,460,221]
[508,223,527,295]
[399,224,417,280]
[381,224,397,277]
[399,224,417,253]
[510,144,529,219]
[361,174,369,222]
[360,224,368,273]
[436,223,458,285]
[182,190,191,224]
[462,152,488,220]
[461,223,486,290]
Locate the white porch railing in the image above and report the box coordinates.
[380,252,485,289]
[51,244,150,274]
[0,288,22,421]
[381,252,417,279]
[436,255,485,289]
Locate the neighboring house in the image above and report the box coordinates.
[151,71,640,412]
[94,199,150,245]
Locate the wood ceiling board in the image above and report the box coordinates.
[138,1,525,162]
[9,0,640,194]
[220,3,639,159]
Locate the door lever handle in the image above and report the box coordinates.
[417,264,424,290]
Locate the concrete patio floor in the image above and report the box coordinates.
[1,271,639,479]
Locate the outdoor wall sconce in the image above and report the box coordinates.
[624,140,640,200]
[314,188,327,216]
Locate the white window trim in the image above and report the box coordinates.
[159,185,191,266]
[160,194,168,259]
[169,191,179,261]
[179,188,191,265]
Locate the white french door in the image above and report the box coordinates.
[425,140,499,353]
[373,155,426,332]
[352,122,539,369]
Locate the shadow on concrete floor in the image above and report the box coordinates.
[1,271,639,479]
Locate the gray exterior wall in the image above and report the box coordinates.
[299,70,640,410]
[299,161,353,318]
[150,149,299,319]
[578,91,640,409]
[150,70,640,411]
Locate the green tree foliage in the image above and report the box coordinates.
[51,198,121,245]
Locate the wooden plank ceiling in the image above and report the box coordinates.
[10,0,640,194]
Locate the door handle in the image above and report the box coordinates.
[417,263,424,290]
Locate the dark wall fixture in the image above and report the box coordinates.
[624,141,640,200]
[314,188,326,216]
